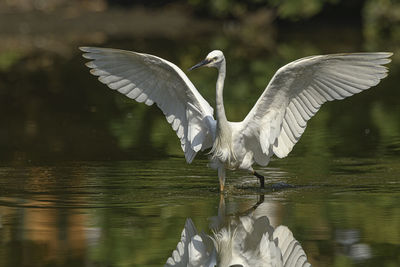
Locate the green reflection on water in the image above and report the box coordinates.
[0,157,399,266]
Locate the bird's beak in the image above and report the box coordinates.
[188,59,211,71]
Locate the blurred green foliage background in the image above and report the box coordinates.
[0,0,399,162]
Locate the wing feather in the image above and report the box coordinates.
[165,219,198,267]
[240,52,392,163]
[274,226,311,267]
[80,47,216,162]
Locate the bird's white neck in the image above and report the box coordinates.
[216,60,228,130]
[210,58,237,167]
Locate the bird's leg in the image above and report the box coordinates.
[218,167,226,192]
[238,194,265,216]
[252,171,265,188]
[219,181,224,192]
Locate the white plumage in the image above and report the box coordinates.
[165,219,217,267]
[81,47,392,191]
[81,47,216,163]
[165,202,311,267]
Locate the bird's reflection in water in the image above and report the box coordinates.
[165,195,311,267]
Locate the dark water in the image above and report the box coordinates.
[1,22,400,267]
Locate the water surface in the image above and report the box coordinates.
[1,152,399,266]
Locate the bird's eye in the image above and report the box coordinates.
[213,57,218,61]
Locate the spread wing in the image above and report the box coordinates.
[165,219,217,267]
[165,219,197,267]
[239,52,392,164]
[273,226,311,267]
[80,47,216,163]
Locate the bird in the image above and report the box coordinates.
[165,196,311,267]
[80,47,392,191]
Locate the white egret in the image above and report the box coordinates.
[80,47,392,191]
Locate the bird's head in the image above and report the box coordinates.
[189,50,225,71]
